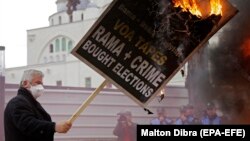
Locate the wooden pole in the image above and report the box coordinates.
[67,80,108,123]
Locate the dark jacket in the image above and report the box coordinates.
[4,87,55,141]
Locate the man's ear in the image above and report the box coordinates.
[22,80,30,88]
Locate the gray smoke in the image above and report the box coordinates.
[208,0,250,123]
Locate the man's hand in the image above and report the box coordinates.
[55,120,72,133]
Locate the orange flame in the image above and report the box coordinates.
[210,0,223,15]
[173,0,202,17]
[172,0,223,18]
[241,39,250,58]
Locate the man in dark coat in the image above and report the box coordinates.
[4,69,72,141]
[113,110,137,141]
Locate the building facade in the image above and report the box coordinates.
[5,0,187,88]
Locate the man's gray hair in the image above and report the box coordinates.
[20,69,44,87]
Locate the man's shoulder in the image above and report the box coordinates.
[9,94,26,102]
[6,95,28,108]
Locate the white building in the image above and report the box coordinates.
[5,0,187,88]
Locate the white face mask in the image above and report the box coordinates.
[29,84,45,99]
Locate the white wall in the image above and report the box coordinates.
[4,83,189,141]
[6,0,187,87]
[27,18,96,65]
[5,60,104,87]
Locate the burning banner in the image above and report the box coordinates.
[71,0,238,107]
[152,0,233,63]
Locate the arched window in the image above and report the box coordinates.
[62,38,66,51]
[49,44,53,53]
[68,41,73,52]
[55,39,60,52]
[69,15,73,23]
[59,16,62,24]
[85,77,91,88]
[56,80,62,86]
[81,13,84,21]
